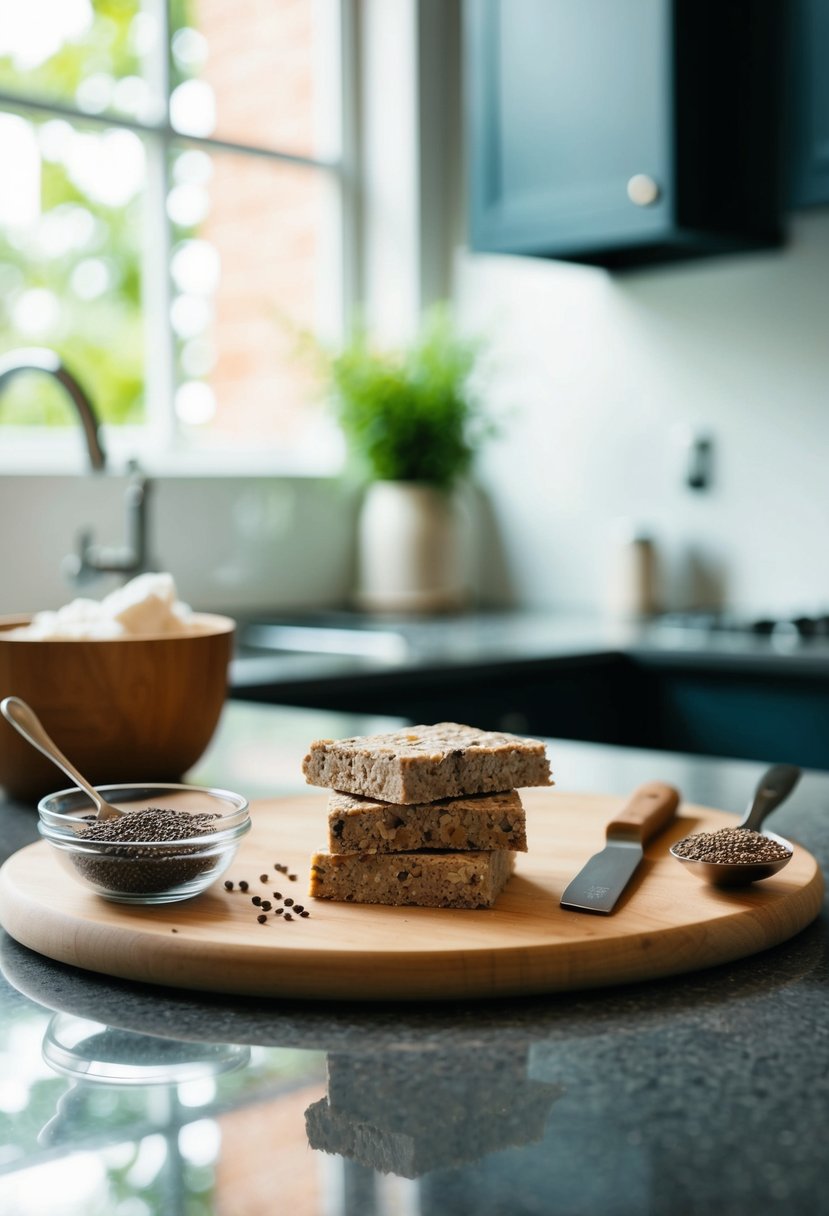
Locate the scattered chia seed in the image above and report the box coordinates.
[239,881,249,892]
[284,913,293,921]
[260,900,272,911]
[284,897,294,907]
[224,880,233,891]
[293,904,304,913]
[274,907,284,915]
[300,910,310,918]
[273,892,282,900]
[288,873,298,882]
[257,913,267,924]
[72,807,220,894]
[673,827,792,864]
[251,896,261,906]
[259,874,268,883]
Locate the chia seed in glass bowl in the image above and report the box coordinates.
[37,783,250,904]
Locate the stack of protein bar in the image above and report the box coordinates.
[303,722,552,909]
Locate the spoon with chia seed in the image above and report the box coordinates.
[670,764,799,886]
[1,696,125,821]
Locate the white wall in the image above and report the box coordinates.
[456,211,829,618]
[0,474,358,615]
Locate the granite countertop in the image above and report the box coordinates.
[0,701,828,1216]
[231,609,829,691]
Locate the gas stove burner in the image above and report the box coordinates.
[754,615,829,639]
[655,612,829,638]
[790,615,829,638]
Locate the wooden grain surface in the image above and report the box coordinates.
[0,790,823,1001]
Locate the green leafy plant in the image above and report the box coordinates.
[324,306,493,489]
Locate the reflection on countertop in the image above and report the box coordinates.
[305,1048,562,1179]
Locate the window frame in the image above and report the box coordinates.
[0,0,360,474]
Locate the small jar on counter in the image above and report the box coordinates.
[607,524,658,619]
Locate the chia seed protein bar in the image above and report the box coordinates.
[327,789,527,854]
[302,722,552,805]
[309,847,515,909]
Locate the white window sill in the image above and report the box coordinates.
[0,425,347,479]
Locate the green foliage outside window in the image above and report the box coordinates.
[0,2,191,429]
[0,2,145,106]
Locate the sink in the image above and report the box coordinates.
[239,622,410,663]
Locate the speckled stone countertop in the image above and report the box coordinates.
[232,609,829,686]
[0,702,827,1216]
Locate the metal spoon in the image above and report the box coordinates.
[0,696,124,821]
[670,764,800,886]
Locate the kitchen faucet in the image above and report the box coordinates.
[0,347,153,584]
[0,347,106,469]
[63,458,153,585]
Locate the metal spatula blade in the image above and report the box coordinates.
[560,781,680,915]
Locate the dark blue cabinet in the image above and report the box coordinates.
[789,0,829,207]
[465,0,786,267]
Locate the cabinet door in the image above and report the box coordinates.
[467,0,673,258]
[789,0,829,207]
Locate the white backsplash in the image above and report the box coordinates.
[0,474,358,616]
[456,211,829,618]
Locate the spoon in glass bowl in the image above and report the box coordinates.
[1,696,125,821]
[670,764,799,886]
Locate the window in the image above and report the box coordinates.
[0,0,354,469]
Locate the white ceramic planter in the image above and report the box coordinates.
[356,481,466,613]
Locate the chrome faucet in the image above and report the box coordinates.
[64,459,154,585]
[0,347,153,584]
[0,347,106,469]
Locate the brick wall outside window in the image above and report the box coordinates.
[187,0,331,443]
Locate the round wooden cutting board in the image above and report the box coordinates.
[0,790,822,1002]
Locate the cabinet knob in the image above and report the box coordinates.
[627,174,661,207]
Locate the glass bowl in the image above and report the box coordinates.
[37,783,250,905]
[42,1013,251,1086]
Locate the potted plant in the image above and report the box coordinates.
[324,307,493,612]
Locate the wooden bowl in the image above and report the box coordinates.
[0,614,235,803]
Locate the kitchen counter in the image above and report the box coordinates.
[231,611,829,769]
[1,701,828,1215]
[232,609,829,685]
